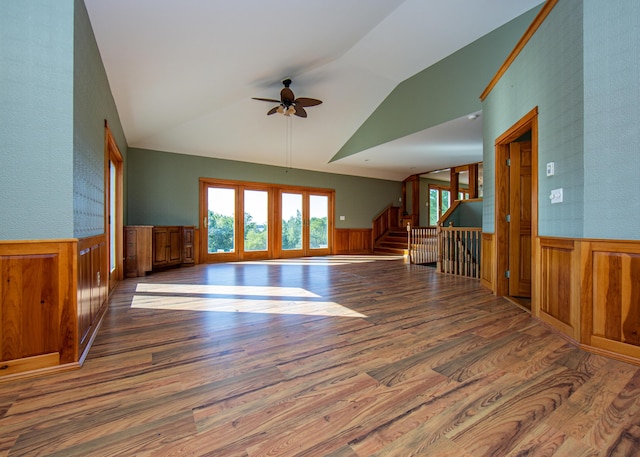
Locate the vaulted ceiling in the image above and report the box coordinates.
[84,0,542,181]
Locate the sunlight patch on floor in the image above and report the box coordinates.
[132,282,366,317]
[135,283,320,298]
[131,294,367,317]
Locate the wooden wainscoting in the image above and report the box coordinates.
[580,240,640,364]
[334,229,373,254]
[537,237,581,341]
[0,239,78,377]
[531,237,640,366]
[480,233,494,291]
[0,236,110,380]
[77,235,109,361]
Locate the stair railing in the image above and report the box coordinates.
[372,205,400,246]
[438,225,481,278]
[408,226,438,264]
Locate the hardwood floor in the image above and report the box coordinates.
[1,256,639,456]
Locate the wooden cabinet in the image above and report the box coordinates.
[124,226,195,276]
[153,226,182,269]
[124,226,152,278]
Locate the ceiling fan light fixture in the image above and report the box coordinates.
[253,79,322,118]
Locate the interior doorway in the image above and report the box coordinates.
[494,108,538,310]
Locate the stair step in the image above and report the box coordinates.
[373,228,409,256]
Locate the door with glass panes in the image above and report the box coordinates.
[201,179,332,261]
[278,190,332,258]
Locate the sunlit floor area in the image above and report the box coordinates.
[1,255,639,456]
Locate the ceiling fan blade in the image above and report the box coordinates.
[252,97,281,103]
[280,87,295,103]
[295,97,322,107]
[293,105,307,118]
[267,106,279,115]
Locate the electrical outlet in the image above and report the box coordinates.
[339,215,345,221]
[550,188,563,204]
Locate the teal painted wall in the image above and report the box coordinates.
[73,0,127,238]
[482,0,584,238]
[0,0,126,241]
[583,0,640,240]
[442,200,483,228]
[0,0,75,240]
[332,6,542,162]
[127,148,402,229]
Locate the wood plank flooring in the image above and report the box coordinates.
[1,256,639,456]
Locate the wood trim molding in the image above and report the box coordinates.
[494,107,538,298]
[480,0,559,101]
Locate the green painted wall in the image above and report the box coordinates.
[127,148,402,229]
[0,0,75,240]
[331,6,542,163]
[482,0,584,238]
[73,0,127,238]
[583,0,640,240]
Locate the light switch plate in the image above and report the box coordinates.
[546,162,555,176]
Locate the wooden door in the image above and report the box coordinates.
[508,141,532,297]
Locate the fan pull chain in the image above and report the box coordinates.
[285,115,293,171]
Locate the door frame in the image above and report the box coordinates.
[494,107,538,304]
[105,122,123,292]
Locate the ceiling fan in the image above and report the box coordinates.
[252,79,322,118]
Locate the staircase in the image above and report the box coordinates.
[373,227,408,256]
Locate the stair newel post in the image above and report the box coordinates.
[406,221,412,263]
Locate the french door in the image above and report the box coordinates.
[278,190,332,258]
[200,179,333,262]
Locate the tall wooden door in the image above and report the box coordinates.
[508,141,532,297]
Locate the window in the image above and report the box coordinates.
[429,185,451,226]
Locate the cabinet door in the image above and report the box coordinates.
[168,228,182,264]
[153,228,169,266]
[124,228,138,277]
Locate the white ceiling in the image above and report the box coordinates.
[84,0,542,182]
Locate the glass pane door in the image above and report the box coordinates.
[281,192,303,251]
[309,194,328,250]
[244,189,268,252]
[207,187,236,254]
